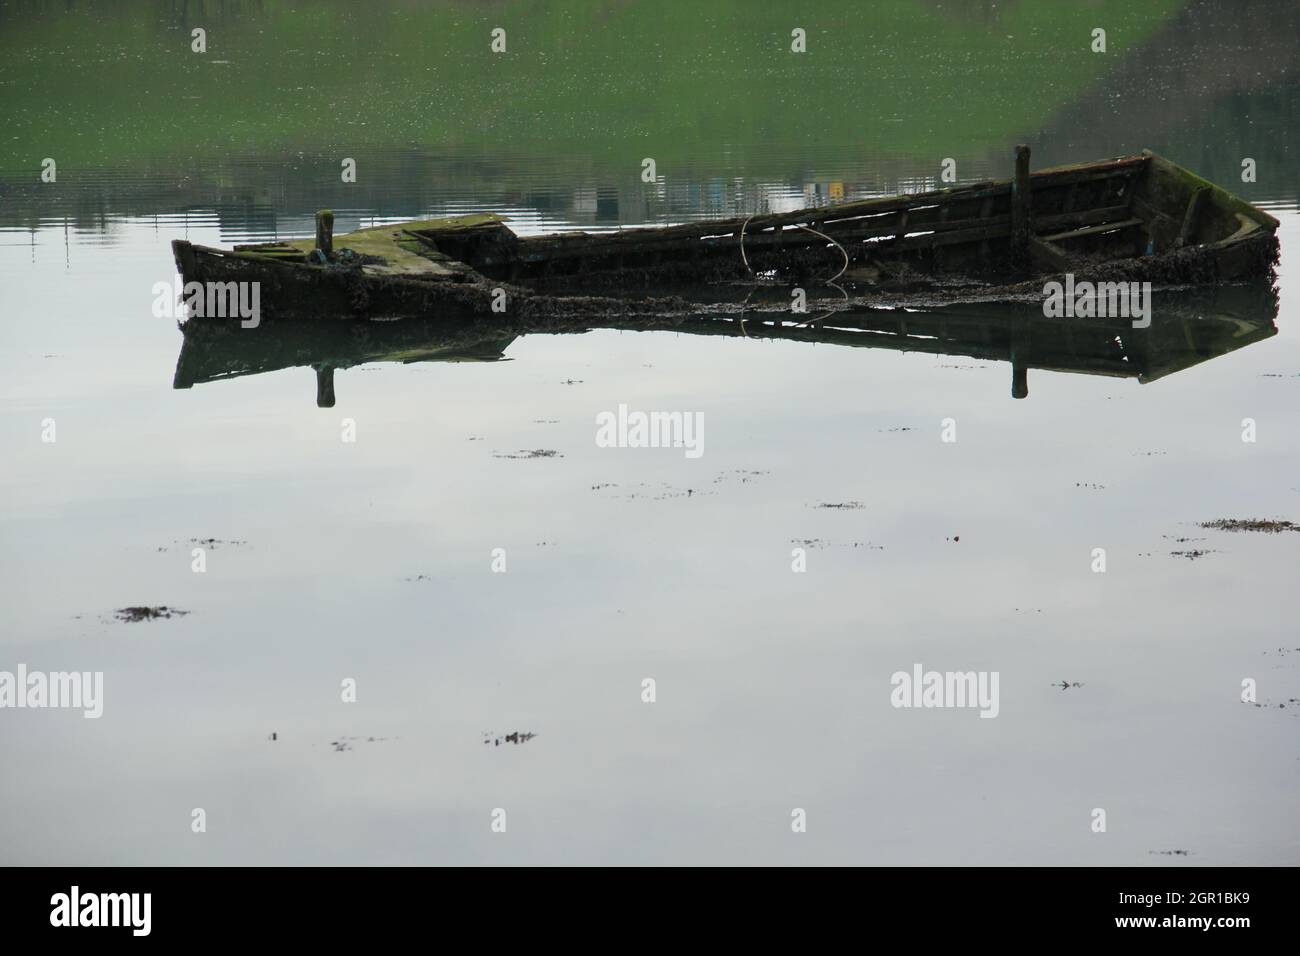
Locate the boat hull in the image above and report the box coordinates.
[171,151,1280,322]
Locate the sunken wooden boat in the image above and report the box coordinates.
[171,149,1279,322]
[174,280,1277,404]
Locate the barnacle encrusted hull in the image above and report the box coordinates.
[171,150,1280,322]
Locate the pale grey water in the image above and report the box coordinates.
[1,0,1299,865]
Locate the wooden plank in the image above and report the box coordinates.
[1143,150,1279,230]
[1028,236,1073,272]
[552,155,1146,246]
[1176,186,1210,247]
[978,196,994,265]
[1041,218,1142,243]
[888,221,1010,251]
[494,203,1144,272]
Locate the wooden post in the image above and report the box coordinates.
[315,210,334,256]
[316,366,336,408]
[1011,363,1029,399]
[1011,145,1031,271]
[1010,313,1029,399]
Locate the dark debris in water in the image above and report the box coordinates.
[1170,549,1216,560]
[156,537,248,552]
[1149,850,1191,856]
[1247,698,1300,713]
[494,449,562,459]
[1199,518,1300,534]
[483,731,537,747]
[791,538,882,550]
[815,501,865,510]
[593,481,711,501]
[114,606,190,623]
[712,470,769,484]
[328,735,391,752]
[591,472,761,501]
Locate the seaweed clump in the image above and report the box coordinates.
[1198,518,1299,533]
[114,606,190,623]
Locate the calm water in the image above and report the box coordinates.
[2,0,1298,865]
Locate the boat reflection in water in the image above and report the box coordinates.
[172,280,1278,406]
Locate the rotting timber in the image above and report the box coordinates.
[174,280,1278,405]
[171,149,1280,323]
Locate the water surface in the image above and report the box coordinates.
[1,0,1298,865]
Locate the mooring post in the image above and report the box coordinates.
[316,366,336,408]
[1010,313,1030,399]
[315,209,334,257]
[1011,145,1031,271]
[1011,363,1029,399]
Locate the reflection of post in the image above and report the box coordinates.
[1011,364,1029,399]
[316,366,336,408]
[315,210,334,256]
[1011,145,1031,271]
[1010,312,1030,399]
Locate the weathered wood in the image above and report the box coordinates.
[315,210,334,256]
[171,239,197,276]
[499,203,1137,267]
[1142,150,1279,230]
[171,152,1279,323]
[1028,236,1073,272]
[978,196,995,266]
[1062,182,1079,214]
[558,155,1147,245]
[316,366,336,408]
[1011,145,1032,268]
[935,204,951,269]
[488,204,1151,269]
[1176,186,1210,247]
[1011,364,1029,399]
[1042,218,1142,243]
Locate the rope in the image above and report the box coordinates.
[795,224,850,284]
[795,281,849,328]
[736,215,852,328]
[739,214,755,276]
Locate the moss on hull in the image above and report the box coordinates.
[177,153,1281,322]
